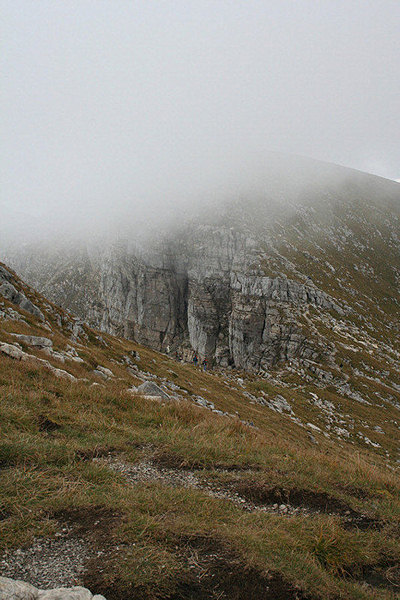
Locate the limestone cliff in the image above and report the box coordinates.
[72,225,343,370]
[4,157,400,372]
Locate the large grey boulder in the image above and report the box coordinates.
[0,342,25,360]
[0,578,107,600]
[0,577,38,600]
[136,381,171,400]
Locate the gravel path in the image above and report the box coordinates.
[0,528,97,589]
[94,455,308,517]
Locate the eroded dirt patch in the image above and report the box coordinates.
[75,446,121,461]
[153,450,261,472]
[84,535,313,600]
[54,506,122,547]
[37,415,61,432]
[95,455,381,527]
[230,480,382,529]
[175,534,309,599]
[345,561,400,593]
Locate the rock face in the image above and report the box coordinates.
[79,227,340,371]
[0,225,351,371]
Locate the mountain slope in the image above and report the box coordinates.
[5,157,400,374]
[1,262,400,599]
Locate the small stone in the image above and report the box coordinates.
[94,366,114,378]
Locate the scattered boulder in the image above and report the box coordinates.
[136,381,171,400]
[95,366,114,378]
[93,370,107,380]
[67,320,88,344]
[267,395,294,415]
[10,334,53,348]
[0,343,76,382]
[41,348,66,363]
[193,395,215,410]
[0,342,25,360]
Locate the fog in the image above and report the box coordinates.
[1,1,400,244]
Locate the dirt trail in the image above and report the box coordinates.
[94,454,381,530]
[94,455,317,517]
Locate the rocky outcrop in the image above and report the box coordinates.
[10,334,53,348]
[0,267,44,321]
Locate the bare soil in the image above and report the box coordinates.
[84,535,313,600]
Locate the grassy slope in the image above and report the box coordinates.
[1,263,400,599]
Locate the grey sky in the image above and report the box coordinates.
[1,1,400,239]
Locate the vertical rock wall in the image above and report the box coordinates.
[89,227,340,369]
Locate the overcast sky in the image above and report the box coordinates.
[1,1,400,239]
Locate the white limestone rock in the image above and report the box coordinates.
[136,381,171,400]
[95,366,114,378]
[0,281,44,321]
[10,334,53,348]
[0,577,38,600]
[0,343,76,381]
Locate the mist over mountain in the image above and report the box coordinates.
[2,151,399,248]
[2,1,400,248]
[5,155,400,377]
